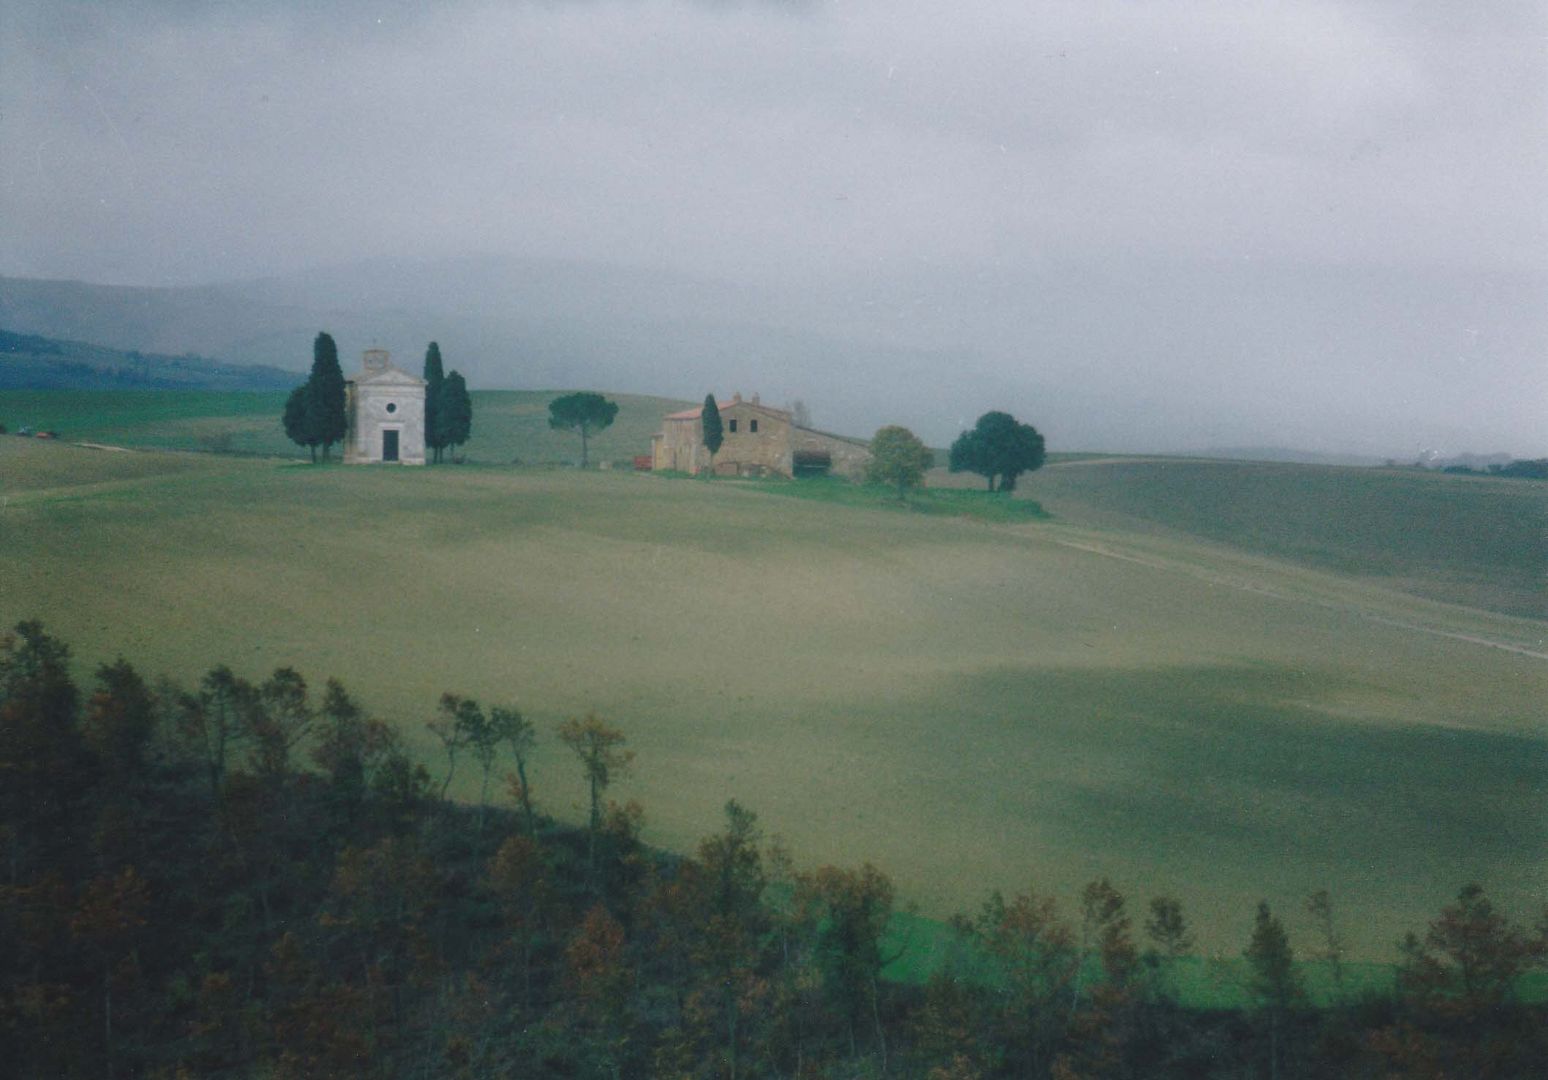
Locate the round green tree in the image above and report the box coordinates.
[866,425,934,500]
[949,410,1045,492]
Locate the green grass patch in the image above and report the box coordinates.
[881,910,1548,1007]
[685,472,1051,523]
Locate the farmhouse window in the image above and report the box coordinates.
[728,419,738,432]
[750,419,759,433]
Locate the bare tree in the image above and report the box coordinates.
[557,714,633,876]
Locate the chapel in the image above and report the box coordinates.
[343,349,427,465]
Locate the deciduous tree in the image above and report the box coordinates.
[693,800,769,1080]
[70,865,150,1079]
[312,678,397,816]
[490,705,537,836]
[249,667,313,780]
[803,862,896,1065]
[1143,895,1194,1001]
[428,693,470,801]
[948,410,1045,492]
[486,834,551,1011]
[82,659,155,789]
[564,904,634,1071]
[1079,877,1138,993]
[866,425,934,500]
[0,620,86,882]
[1396,882,1545,1014]
[177,665,255,801]
[973,886,1078,1077]
[449,696,501,830]
[557,714,633,878]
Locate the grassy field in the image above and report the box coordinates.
[0,388,691,464]
[3,435,1544,986]
[1015,457,1548,619]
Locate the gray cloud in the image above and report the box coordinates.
[2,0,1543,455]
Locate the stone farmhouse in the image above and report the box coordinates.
[651,393,871,478]
[343,349,426,465]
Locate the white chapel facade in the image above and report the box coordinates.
[344,349,427,465]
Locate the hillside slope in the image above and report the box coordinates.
[1026,458,1547,620]
[3,439,1544,960]
[0,329,295,391]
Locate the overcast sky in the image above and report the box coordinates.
[2,0,1544,455]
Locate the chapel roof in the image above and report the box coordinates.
[349,365,426,387]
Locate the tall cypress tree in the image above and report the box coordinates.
[305,332,347,461]
[423,342,446,464]
[700,394,723,476]
[439,371,472,461]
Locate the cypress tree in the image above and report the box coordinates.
[423,342,446,464]
[282,384,318,463]
[701,394,723,476]
[439,371,472,461]
[305,332,347,461]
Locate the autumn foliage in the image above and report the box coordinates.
[1,620,1544,1078]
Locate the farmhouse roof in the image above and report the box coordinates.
[664,403,724,420]
[664,398,792,421]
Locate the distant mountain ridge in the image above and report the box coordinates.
[0,262,981,441]
[0,327,296,391]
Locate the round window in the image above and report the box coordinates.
[385,402,397,414]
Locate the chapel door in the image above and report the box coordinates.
[382,430,400,462]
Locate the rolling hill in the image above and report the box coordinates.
[0,388,693,464]
[3,434,1543,964]
[0,329,296,391]
[1023,457,1548,620]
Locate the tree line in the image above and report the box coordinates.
[867,410,1047,498]
[693,393,1046,498]
[3,621,1543,1078]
